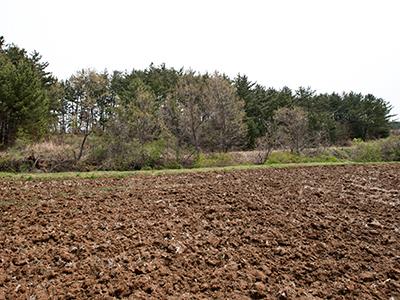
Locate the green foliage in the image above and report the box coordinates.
[0,37,395,174]
[98,80,168,170]
[103,139,167,171]
[266,151,339,164]
[235,75,294,148]
[162,161,183,170]
[341,137,400,162]
[0,40,51,148]
[87,140,108,165]
[351,140,382,162]
[61,69,114,134]
[103,139,141,170]
[194,152,234,168]
[266,137,400,165]
[235,76,392,148]
[380,136,400,161]
[327,147,353,160]
[390,121,400,130]
[143,140,167,167]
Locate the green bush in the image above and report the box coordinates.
[102,139,167,171]
[143,140,166,167]
[194,152,234,168]
[347,137,400,162]
[328,147,353,160]
[266,152,301,164]
[0,156,17,172]
[351,140,382,162]
[162,161,183,170]
[266,151,339,164]
[101,139,139,170]
[1,134,399,173]
[379,136,400,161]
[87,142,108,164]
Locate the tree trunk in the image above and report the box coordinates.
[76,132,89,161]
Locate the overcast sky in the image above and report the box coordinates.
[3,0,400,120]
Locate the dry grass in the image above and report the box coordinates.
[229,150,268,164]
[24,140,74,160]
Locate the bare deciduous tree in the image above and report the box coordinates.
[255,121,278,164]
[163,72,209,156]
[203,74,247,152]
[274,107,309,154]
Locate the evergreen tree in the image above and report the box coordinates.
[0,39,51,148]
[234,74,258,148]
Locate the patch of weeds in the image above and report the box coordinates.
[194,152,234,168]
[266,151,340,164]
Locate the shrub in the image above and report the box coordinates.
[266,152,302,164]
[111,145,141,170]
[162,161,183,169]
[102,139,167,171]
[142,140,167,168]
[87,143,108,165]
[266,151,339,164]
[328,147,353,160]
[351,140,382,162]
[379,136,400,161]
[0,155,18,172]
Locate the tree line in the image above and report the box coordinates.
[0,38,393,164]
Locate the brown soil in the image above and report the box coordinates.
[1,164,400,299]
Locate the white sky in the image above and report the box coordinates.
[3,0,400,120]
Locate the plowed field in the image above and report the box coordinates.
[1,164,400,299]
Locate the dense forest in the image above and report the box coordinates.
[0,37,395,169]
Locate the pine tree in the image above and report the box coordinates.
[0,39,50,148]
